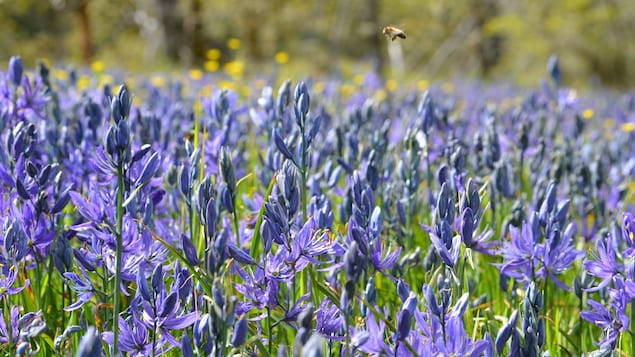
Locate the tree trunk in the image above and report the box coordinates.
[78,0,92,64]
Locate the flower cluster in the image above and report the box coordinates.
[0,54,634,356]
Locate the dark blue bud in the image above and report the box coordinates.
[8,56,23,86]
[369,206,382,236]
[219,146,236,192]
[26,161,38,178]
[179,165,190,197]
[396,309,412,340]
[111,98,123,124]
[297,93,310,119]
[344,241,361,283]
[308,114,322,143]
[273,129,297,167]
[365,277,377,305]
[182,234,199,266]
[537,318,546,348]
[403,292,418,314]
[212,281,225,309]
[73,249,96,271]
[297,304,314,330]
[38,164,52,186]
[214,229,228,264]
[181,333,194,357]
[461,207,474,246]
[137,268,152,302]
[75,326,102,357]
[294,81,309,103]
[231,317,248,347]
[397,199,407,226]
[397,279,409,302]
[16,178,30,200]
[221,186,234,214]
[205,198,217,238]
[349,224,370,256]
[131,144,152,163]
[437,182,449,220]
[117,85,132,118]
[555,200,570,227]
[135,152,160,187]
[151,264,164,294]
[51,186,71,214]
[424,284,441,317]
[276,80,291,116]
[159,292,178,317]
[228,244,255,265]
[105,126,117,157]
[496,309,518,354]
[116,120,130,150]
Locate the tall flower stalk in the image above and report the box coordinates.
[105,85,132,355]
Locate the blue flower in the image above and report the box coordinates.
[63,269,94,311]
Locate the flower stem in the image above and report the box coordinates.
[113,164,124,356]
[4,297,13,354]
[266,305,273,355]
[152,298,157,357]
[424,133,434,209]
[232,206,241,248]
[300,126,308,298]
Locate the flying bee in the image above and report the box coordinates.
[183,129,209,142]
[382,26,406,41]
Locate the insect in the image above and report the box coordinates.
[382,26,406,41]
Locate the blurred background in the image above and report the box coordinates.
[1,0,634,88]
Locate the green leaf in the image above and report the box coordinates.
[252,337,272,357]
[147,227,212,295]
[309,269,339,306]
[250,174,277,260]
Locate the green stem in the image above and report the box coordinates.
[267,305,273,356]
[5,297,13,354]
[579,294,584,354]
[113,164,124,356]
[344,309,350,357]
[152,298,157,357]
[458,254,467,297]
[424,134,434,209]
[232,206,241,248]
[300,126,308,298]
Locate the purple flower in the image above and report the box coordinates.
[140,292,199,346]
[370,239,401,273]
[460,207,496,255]
[0,266,28,298]
[581,279,630,349]
[315,300,343,340]
[290,217,334,267]
[0,306,19,343]
[584,235,623,292]
[422,223,461,268]
[63,269,94,311]
[103,316,168,355]
[499,220,539,284]
[539,222,585,289]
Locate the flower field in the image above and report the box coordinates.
[1,55,635,356]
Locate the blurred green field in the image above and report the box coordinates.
[2,0,635,88]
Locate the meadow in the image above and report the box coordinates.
[1,54,634,356]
